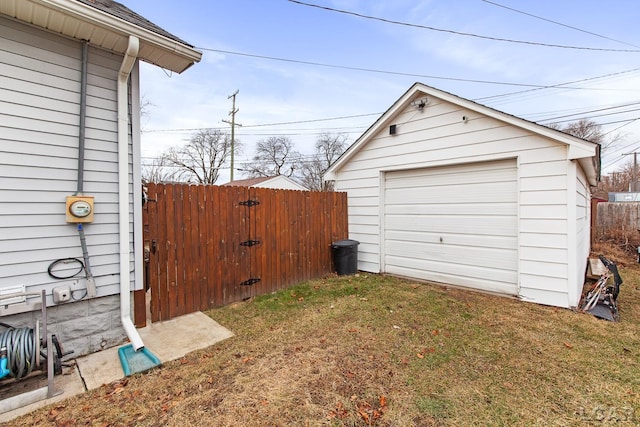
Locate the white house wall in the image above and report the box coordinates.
[0,17,136,310]
[334,94,577,307]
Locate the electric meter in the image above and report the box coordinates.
[66,195,95,223]
[70,200,92,217]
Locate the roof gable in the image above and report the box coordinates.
[325,82,600,185]
[0,0,202,73]
[223,176,308,191]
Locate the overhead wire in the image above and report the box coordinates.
[199,48,638,91]
[287,0,640,53]
[476,68,640,104]
[479,0,640,49]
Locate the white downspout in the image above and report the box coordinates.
[118,35,144,351]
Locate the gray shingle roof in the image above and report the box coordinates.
[74,0,194,47]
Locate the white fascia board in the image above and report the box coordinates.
[28,0,202,72]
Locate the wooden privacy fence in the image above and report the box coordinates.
[595,201,640,244]
[141,183,348,323]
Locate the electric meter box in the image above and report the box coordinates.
[66,195,95,223]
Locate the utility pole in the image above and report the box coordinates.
[222,90,242,181]
[622,152,639,192]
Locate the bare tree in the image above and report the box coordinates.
[162,129,234,184]
[298,133,348,191]
[551,119,630,194]
[549,118,623,153]
[242,136,301,178]
[141,156,177,184]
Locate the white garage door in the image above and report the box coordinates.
[383,159,518,295]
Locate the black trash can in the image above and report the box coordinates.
[332,239,359,275]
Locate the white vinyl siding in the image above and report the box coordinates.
[334,92,586,307]
[383,160,518,295]
[570,165,590,307]
[0,16,135,303]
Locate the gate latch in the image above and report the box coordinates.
[239,199,260,207]
[240,239,261,247]
[240,278,261,286]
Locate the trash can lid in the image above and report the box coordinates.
[332,239,360,247]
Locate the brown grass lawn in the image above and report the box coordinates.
[7,252,640,426]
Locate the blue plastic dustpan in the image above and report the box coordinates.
[118,344,161,376]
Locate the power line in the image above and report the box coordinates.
[200,47,639,91]
[479,0,640,49]
[476,68,640,103]
[535,102,640,123]
[287,0,640,53]
[545,111,640,126]
[242,112,381,127]
[603,119,640,136]
[143,112,381,133]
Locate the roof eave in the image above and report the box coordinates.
[1,0,202,73]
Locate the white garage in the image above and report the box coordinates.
[324,83,600,309]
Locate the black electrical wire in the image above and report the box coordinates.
[287,0,640,53]
[479,0,640,49]
[47,258,85,280]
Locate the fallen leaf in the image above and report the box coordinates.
[431,329,439,336]
[417,353,425,359]
[260,399,269,406]
[379,395,387,408]
[298,297,304,301]
[563,342,573,349]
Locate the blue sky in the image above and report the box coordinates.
[123,0,640,182]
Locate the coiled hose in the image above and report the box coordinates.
[0,323,36,380]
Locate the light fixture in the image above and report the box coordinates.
[411,97,428,110]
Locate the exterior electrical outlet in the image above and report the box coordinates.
[53,286,71,303]
[66,195,94,223]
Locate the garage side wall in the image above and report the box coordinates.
[333,95,574,307]
[571,164,591,307]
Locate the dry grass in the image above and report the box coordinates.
[6,262,640,426]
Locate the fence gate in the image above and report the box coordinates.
[142,183,348,322]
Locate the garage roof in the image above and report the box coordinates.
[0,0,202,73]
[325,82,600,186]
